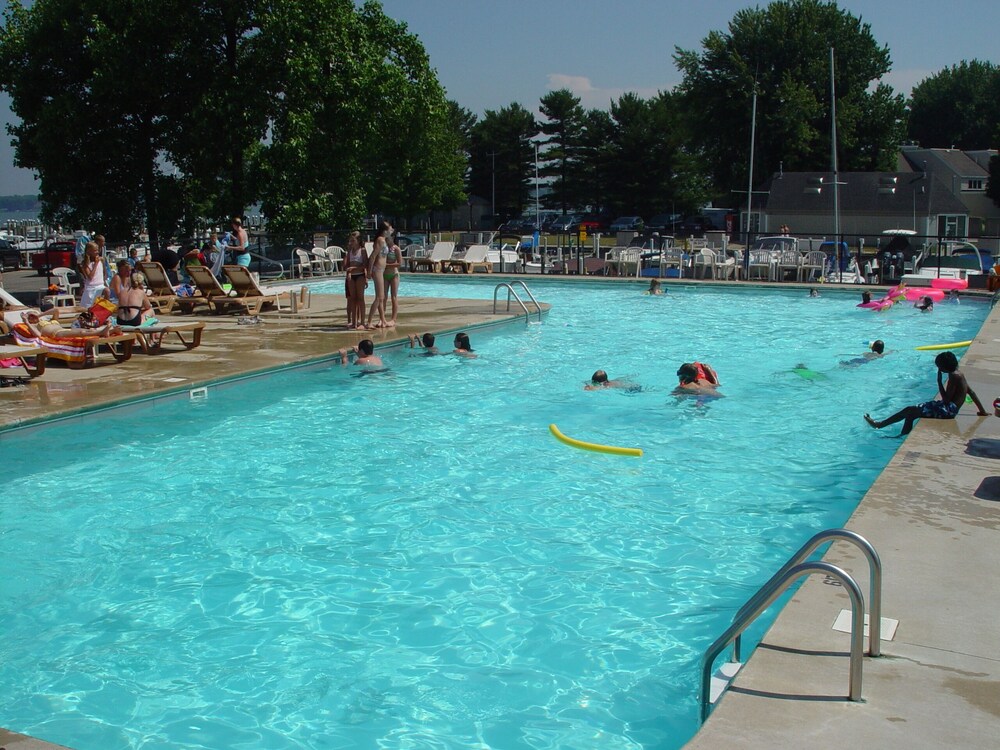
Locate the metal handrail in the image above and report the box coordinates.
[734,528,882,660]
[700,561,865,722]
[493,282,542,322]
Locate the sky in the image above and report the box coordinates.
[1,0,997,195]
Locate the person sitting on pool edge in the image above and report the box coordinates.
[452,332,476,358]
[674,362,721,394]
[408,332,440,355]
[338,338,383,368]
[865,350,987,436]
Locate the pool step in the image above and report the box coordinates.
[709,661,743,704]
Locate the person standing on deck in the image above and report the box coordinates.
[228,217,251,267]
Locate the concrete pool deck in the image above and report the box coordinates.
[1,271,998,749]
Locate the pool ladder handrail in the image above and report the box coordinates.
[699,528,883,722]
[733,528,882,661]
[493,281,542,322]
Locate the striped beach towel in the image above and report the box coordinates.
[12,322,90,364]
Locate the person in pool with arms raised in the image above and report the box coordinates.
[338,339,383,368]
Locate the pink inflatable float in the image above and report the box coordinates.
[929,277,968,290]
[904,287,945,302]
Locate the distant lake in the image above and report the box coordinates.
[0,209,41,224]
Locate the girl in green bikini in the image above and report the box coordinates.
[366,220,394,328]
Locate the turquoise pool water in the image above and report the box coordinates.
[0,280,987,750]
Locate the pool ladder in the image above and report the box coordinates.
[493,281,542,323]
[699,528,882,722]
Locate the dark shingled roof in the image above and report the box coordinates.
[756,172,967,215]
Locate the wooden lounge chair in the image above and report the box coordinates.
[409,241,455,273]
[183,265,234,313]
[119,321,206,354]
[0,343,47,378]
[219,265,285,315]
[443,244,492,274]
[11,322,135,368]
[137,261,180,313]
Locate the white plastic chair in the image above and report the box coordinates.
[52,267,80,297]
[294,248,319,278]
[310,247,334,275]
[325,246,344,272]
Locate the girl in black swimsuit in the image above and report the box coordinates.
[116,271,152,326]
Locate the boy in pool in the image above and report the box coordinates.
[407,332,440,355]
[645,279,664,295]
[584,370,629,390]
[841,340,886,367]
[674,362,722,395]
[865,351,986,435]
[338,339,383,368]
[915,295,934,312]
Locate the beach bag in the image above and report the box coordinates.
[89,296,118,324]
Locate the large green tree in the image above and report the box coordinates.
[674,0,906,200]
[907,60,1000,149]
[468,103,537,221]
[538,89,585,213]
[0,0,202,246]
[254,0,464,233]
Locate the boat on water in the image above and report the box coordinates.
[900,238,990,284]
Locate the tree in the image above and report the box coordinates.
[468,104,537,221]
[987,155,1000,209]
[674,0,906,198]
[253,0,464,233]
[575,109,615,215]
[538,89,585,212]
[907,60,1000,149]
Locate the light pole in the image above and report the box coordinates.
[488,151,496,221]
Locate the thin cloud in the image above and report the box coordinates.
[546,73,671,110]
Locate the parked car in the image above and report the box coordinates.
[546,214,581,233]
[676,216,714,236]
[32,241,76,275]
[0,238,21,270]
[576,214,609,233]
[646,213,682,233]
[609,216,644,233]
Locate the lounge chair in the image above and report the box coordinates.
[11,322,135,368]
[137,261,180,313]
[443,244,492,274]
[220,265,285,315]
[184,265,234,313]
[0,343,47,378]
[119,321,206,354]
[410,241,455,273]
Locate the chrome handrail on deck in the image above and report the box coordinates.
[493,282,542,323]
[700,561,865,722]
[733,528,882,660]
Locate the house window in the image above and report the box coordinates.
[937,215,967,238]
[963,179,984,191]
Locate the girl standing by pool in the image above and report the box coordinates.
[79,241,108,307]
[366,220,392,328]
[344,231,368,329]
[384,236,402,326]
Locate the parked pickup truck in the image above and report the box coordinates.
[31,241,76,275]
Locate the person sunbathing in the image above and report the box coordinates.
[22,311,118,338]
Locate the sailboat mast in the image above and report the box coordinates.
[830,47,840,246]
[746,88,757,244]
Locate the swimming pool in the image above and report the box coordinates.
[0,280,987,749]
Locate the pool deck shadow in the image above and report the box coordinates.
[2,271,999,749]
